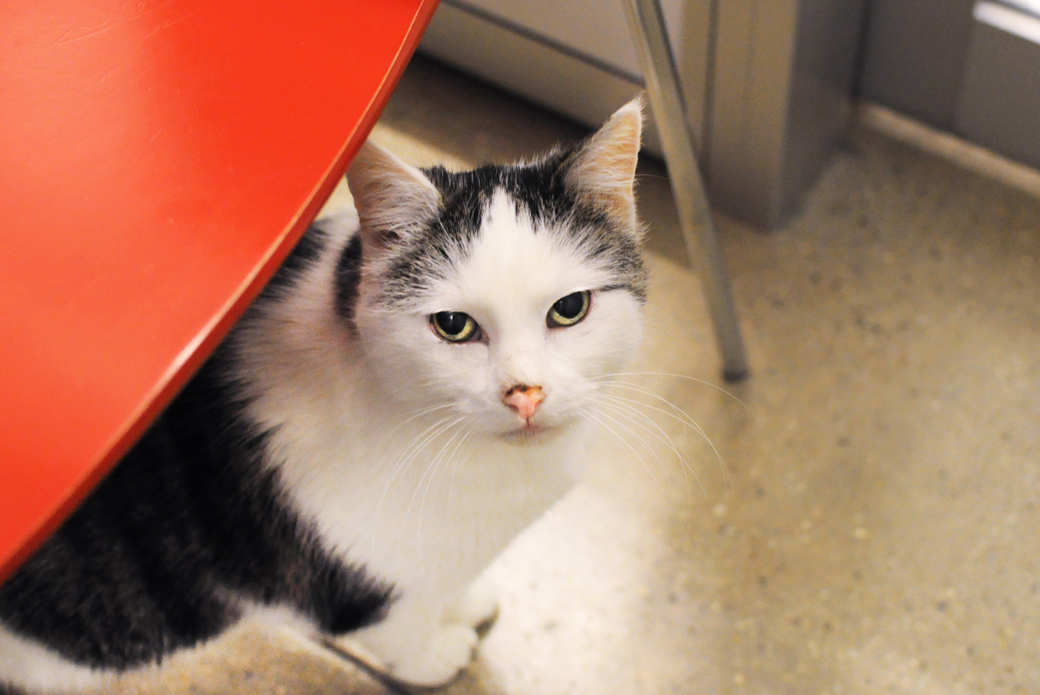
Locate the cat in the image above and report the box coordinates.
[0,98,647,692]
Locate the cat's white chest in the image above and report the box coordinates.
[259,381,584,598]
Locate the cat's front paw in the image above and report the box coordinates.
[443,580,499,634]
[388,623,478,687]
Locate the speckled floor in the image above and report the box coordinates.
[108,56,1040,695]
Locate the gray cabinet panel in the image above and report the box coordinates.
[955,2,1040,169]
[859,0,975,129]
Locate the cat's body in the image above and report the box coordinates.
[0,101,647,692]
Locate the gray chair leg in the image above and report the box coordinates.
[621,0,750,381]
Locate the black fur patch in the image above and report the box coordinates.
[258,224,328,303]
[334,233,363,324]
[377,143,647,306]
[0,229,392,671]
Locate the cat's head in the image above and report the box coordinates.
[346,100,647,439]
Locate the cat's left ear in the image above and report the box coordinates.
[347,140,441,254]
[562,97,643,234]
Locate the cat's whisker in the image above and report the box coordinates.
[371,416,459,553]
[382,416,455,487]
[596,382,719,449]
[589,401,668,469]
[394,402,458,431]
[370,416,447,553]
[446,426,474,521]
[393,416,466,508]
[602,382,712,438]
[583,406,661,488]
[599,384,731,498]
[386,415,467,552]
[595,379,724,491]
[590,395,694,493]
[594,393,702,478]
[590,396,703,502]
[414,418,471,565]
[594,371,756,418]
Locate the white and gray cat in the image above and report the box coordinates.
[0,99,647,692]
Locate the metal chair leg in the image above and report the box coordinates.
[621,0,750,381]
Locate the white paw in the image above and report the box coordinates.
[389,623,478,687]
[443,582,500,632]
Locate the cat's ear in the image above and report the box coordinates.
[347,140,440,252]
[562,97,643,232]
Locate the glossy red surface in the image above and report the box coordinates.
[0,0,439,583]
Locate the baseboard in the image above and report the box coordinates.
[858,102,1040,200]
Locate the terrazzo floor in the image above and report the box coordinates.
[107,56,1040,695]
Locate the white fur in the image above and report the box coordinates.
[0,622,119,693]
[230,188,643,684]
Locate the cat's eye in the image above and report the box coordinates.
[547,291,591,328]
[431,311,480,343]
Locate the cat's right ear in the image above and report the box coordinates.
[346,140,440,252]
[561,97,643,236]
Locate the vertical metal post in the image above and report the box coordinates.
[622,0,750,381]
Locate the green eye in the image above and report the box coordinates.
[431,311,480,342]
[547,290,591,328]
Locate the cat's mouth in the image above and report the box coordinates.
[489,415,541,439]
[500,421,547,439]
[500,417,570,442]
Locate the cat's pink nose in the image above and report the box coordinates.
[502,384,545,421]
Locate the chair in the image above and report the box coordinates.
[622,0,750,382]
